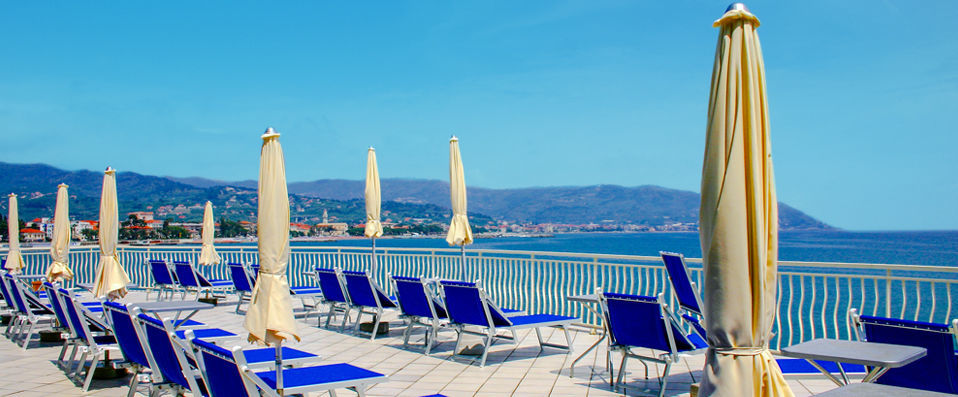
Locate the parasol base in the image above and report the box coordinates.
[359,321,389,335]
[39,330,65,342]
[198,297,219,306]
[458,343,485,356]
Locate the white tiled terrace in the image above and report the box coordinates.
[1,291,843,396]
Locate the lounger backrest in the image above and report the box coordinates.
[6,275,30,315]
[343,271,395,308]
[42,281,70,327]
[316,268,348,304]
[439,281,510,328]
[343,271,377,307]
[392,276,444,319]
[136,313,195,390]
[228,263,254,292]
[102,301,150,368]
[173,261,200,288]
[660,252,703,316]
[0,273,13,308]
[149,260,175,286]
[858,315,958,393]
[190,338,254,397]
[59,288,93,343]
[602,292,698,354]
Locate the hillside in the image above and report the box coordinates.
[170,176,831,230]
[0,163,495,227]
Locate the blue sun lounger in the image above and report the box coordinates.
[660,251,707,339]
[173,260,233,299]
[189,336,387,397]
[148,259,180,300]
[341,270,397,339]
[134,312,209,395]
[850,309,958,393]
[314,268,352,330]
[41,282,82,368]
[599,292,707,397]
[4,274,55,349]
[229,262,256,313]
[230,262,322,318]
[57,288,122,392]
[439,280,576,367]
[390,275,449,354]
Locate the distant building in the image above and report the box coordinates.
[290,223,312,234]
[20,228,45,242]
[128,211,155,221]
[72,220,97,240]
[170,222,203,239]
[313,222,348,236]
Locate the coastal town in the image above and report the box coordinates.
[2,206,699,244]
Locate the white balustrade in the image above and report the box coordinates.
[4,244,956,349]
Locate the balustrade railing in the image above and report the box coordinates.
[4,244,956,350]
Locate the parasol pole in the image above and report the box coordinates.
[275,341,283,396]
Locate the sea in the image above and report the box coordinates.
[292,230,958,268]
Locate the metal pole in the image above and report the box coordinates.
[460,245,467,281]
[275,342,283,396]
[371,237,377,279]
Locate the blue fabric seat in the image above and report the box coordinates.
[341,270,397,339]
[290,286,322,295]
[314,268,352,330]
[776,358,866,375]
[173,261,232,300]
[240,346,317,364]
[600,292,707,397]
[189,337,387,397]
[391,275,449,354]
[439,280,576,367]
[176,327,235,340]
[660,251,707,340]
[851,310,958,393]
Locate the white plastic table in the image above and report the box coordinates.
[781,338,926,386]
[813,383,954,396]
[566,293,611,382]
[132,300,214,329]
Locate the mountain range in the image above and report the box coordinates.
[0,162,830,230]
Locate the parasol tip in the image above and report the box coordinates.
[368,146,375,151]
[105,166,116,174]
[262,127,280,139]
[726,2,749,12]
[450,135,458,142]
[58,183,69,189]
[8,193,15,198]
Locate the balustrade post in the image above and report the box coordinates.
[885,269,892,317]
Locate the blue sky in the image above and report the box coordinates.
[1,1,955,230]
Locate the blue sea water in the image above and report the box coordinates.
[293,230,958,267]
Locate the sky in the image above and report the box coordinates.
[0,1,955,231]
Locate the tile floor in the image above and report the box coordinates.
[0,291,843,396]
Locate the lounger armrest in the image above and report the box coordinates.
[241,365,276,395]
